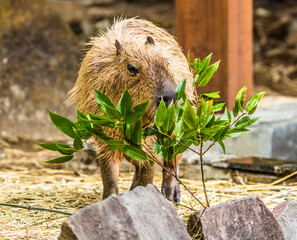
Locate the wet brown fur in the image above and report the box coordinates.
[68,18,193,199]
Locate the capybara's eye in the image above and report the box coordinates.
[127,64,139,75]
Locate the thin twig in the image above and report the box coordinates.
[142,145,206,208]
[0,203,73,216]
[165,196,195,211]
[271,170,297,185]
[202,141,217,156]
[199,141,209,207]
[202,112,247,156]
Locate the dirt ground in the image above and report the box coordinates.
[0,139,296,239]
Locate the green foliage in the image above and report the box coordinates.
[40,54,265,165]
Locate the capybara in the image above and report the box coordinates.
[68,18,193,202]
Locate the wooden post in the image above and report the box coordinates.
[175,0,253,108]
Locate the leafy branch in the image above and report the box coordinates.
[39,54,265,209]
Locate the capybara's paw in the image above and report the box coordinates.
[161,171,180,203]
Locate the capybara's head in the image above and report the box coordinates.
[70,36,177,125]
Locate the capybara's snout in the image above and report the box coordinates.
[157,83,176,107]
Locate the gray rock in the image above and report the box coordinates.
[273,201,297,240]
[0,0,81,141]
[59,195,139,240]
[121,185,191,240]
[59,185,191,240]
[187,196,285,240]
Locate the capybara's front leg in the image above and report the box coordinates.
[161,154,182,203]
[99,155,121,199]
[130,166,139,190]
[137,161,155,187]
[126,158,155,190]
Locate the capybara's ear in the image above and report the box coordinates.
[145,36,155,45]
[115,40,124,55]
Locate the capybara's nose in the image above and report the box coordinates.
[157,93,175,107]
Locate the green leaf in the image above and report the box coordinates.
[56,146,77,155]
[246,92,265,114]
[44,155,73,164]
[158,145,172,162]
[104,105,122,120]
[87,113,115,127]
[125,101,149,124]
[213,101,225,112]
[175,78,187,101]
[235,86,247,113]
[94,88,115,108]
[182,100,196,130]
[154,98,167,127]
[224,107,232,122]
[233,105,239,118]
[39,142,77,155]
[175,104,184,119]
[122,145,147,161]
[197,53,212,75]
[202,120,229,141]
[218,140,226,154]
[153,141,162,154]
[201,91,220,99]
[197,100,213,127]
[132,120,142,146]
[205,120,229,132]
[174,120,183,138]
[94,88,116,114]
[197,64,216,87]
[182,129,198,139]
[193,58,201,72]
[76,109,92,139]
[235,116,260,129]
[38,142,71,151]
[212,125,229,142]
[162,102,175,132]
[213,60,220,72]
[124,123,134,141]
[93,128,113,141]
[73,135,83,150]
[47,110,76,138]
[117,88,132,117]
[227,128,250,138]
[172,144,188,156]
[187,50,191,72]
[105,140,125,151]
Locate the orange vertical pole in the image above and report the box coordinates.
[175,0,253,108]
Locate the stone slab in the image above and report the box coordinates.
[212,156,297,175]
[187,196,285,240]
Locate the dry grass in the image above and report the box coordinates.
[0,143,296,239]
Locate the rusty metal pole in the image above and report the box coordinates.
[175,0,253,108]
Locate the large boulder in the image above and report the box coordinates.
[187,196,285,240]
[59,185,191,240]
[0,0,81,140]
